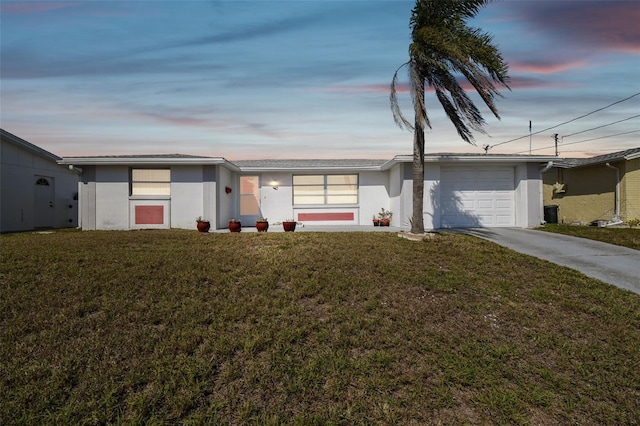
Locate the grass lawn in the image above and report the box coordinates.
[2,230,639,424]
[537,224,640,250]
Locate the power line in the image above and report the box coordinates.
[488,92,640,149]
[514,129,640,154]
[563,114,640,138]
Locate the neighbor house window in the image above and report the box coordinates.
[293,174,358,205]
[131,169,171,196]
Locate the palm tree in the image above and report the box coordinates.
[390,0,509,234]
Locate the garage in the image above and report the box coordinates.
[440,166,515,227]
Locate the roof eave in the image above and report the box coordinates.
[389,154,556,164]
[58,156,234,167]
[237,165,383,172]
[625,152,640,161]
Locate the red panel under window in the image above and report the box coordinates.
[297,212,354,221]
[135,206,164,224]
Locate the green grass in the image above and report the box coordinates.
[538,224,640,250]
[1,229,639,424]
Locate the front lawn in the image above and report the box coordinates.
[538,224,640,250]
[1,230,639,424]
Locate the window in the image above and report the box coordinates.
[131,169,170,196]
[293,174,358,205]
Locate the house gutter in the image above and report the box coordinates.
[605,162,621,221]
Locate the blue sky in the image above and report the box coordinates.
[1,0,639,159]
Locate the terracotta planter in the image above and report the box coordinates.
[256,221,269,232]
[228,221,241,232]
[380,218,391,227]
[282,221,296,232]
[196,221,210,233]
[372,219,380,226]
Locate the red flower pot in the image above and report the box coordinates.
[197,221,210,233]
[282,221,296,232]
[256,221,269,232]
[228,221,241,232]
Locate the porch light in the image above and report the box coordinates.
[270,181,279,190]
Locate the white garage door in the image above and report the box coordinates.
[440,166,515,228]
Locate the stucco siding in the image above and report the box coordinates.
[95,167,129,230]
[388,164,408,229]
[543,164,617,223]
[170,166,205,230]
[515,163,543,228]
[423,163,440,230]
[359,171,390,225]
[216,166,235,228]
[622,158,640,221]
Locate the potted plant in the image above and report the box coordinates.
[378,208,393,226]
[228,218,241,232]
[372,215,380,226]
[282,219,297,232]
[256,217,269,232]
[196,216,210,233]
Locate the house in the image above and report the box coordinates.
[1,129,80,233]
[58,152,553,231]
[542,147,640,224]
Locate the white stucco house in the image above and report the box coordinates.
[1,129,80,233]
[57,152,554,231]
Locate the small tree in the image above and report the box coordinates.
[390,0,510,233]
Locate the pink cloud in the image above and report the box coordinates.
[506,77,577,91]
[319,75,570,97]
[510,60,588,75]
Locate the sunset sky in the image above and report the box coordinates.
[1,0,639,160]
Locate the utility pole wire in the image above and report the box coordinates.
[562,114,640,138]
[488,92,640,149]
[514,129,640,154]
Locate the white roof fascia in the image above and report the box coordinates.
[625,152,640,161]
[57,156,240,171]
[385,154,556,167]
[237,165,383,173]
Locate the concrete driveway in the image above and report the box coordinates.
[450,228,640,295]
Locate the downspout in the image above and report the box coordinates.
[540,161,554,174]
[605,162,622,224]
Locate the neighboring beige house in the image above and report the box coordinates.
[542,147,640,224]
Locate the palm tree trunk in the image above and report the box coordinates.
[412,75,425,234]
[412,123,425,233]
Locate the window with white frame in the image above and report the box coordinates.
[130,169,171,196]
[293,174,358,205]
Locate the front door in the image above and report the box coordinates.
[34,176,55,229]
[239,176,261,225]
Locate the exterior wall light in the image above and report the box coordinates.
[270,181,279,190]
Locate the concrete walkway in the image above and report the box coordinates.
[450,228,640,295]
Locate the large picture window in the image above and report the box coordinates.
[293,174,358,205]
[131,169,171,196]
